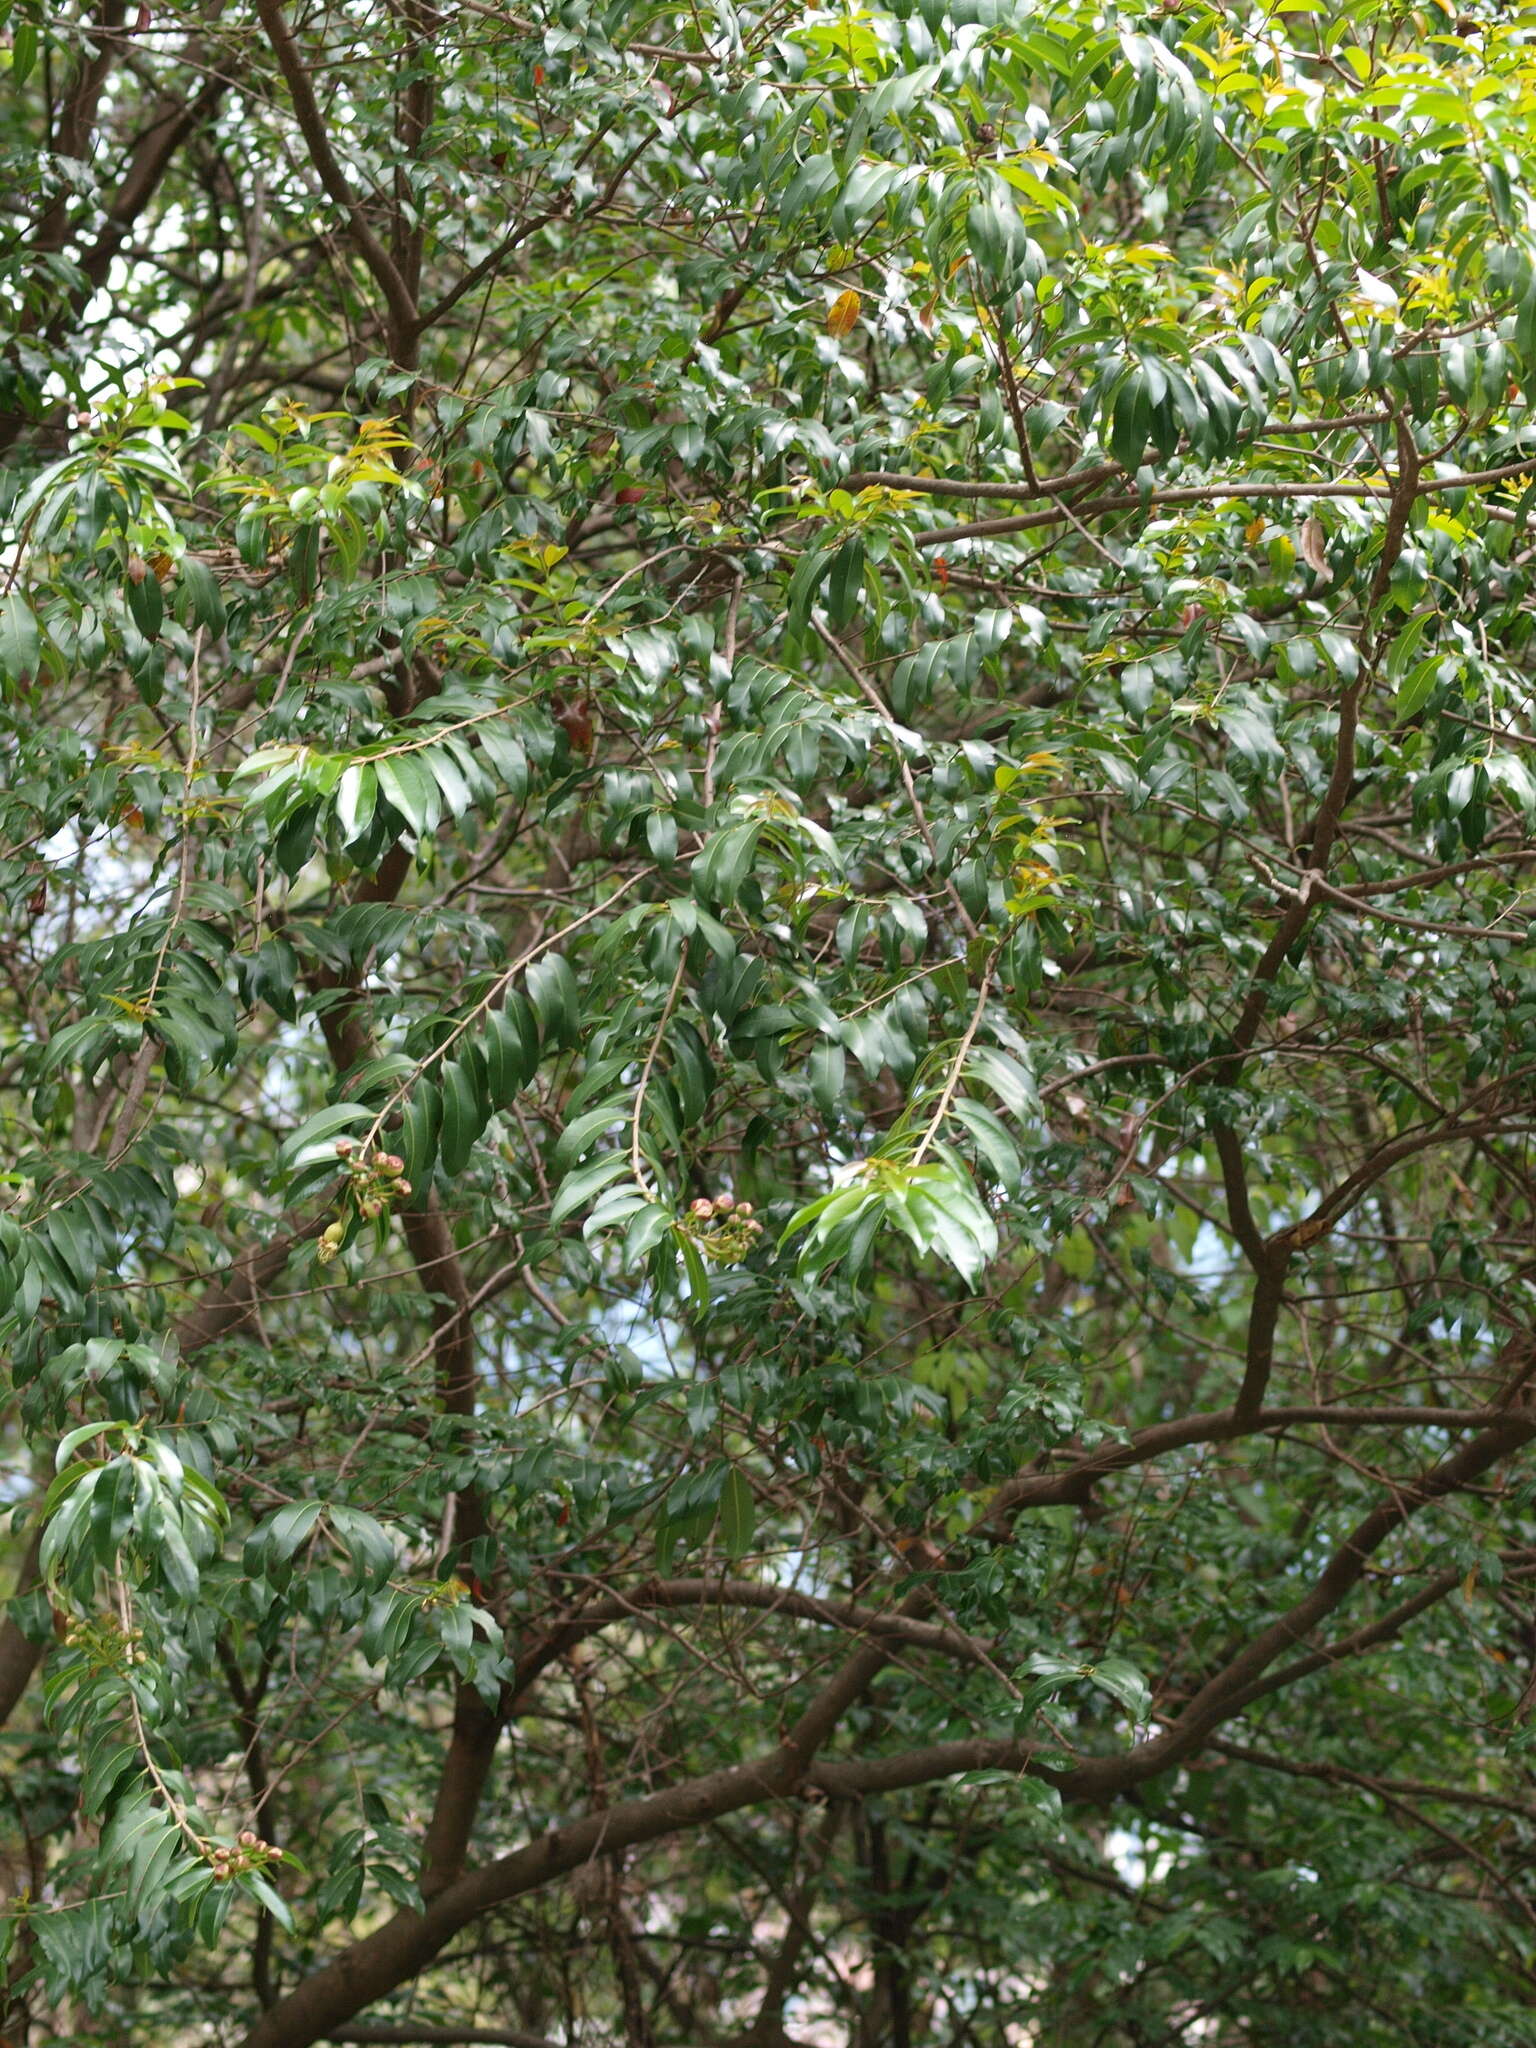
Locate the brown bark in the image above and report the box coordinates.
[226,1404,1530,2047]
[0,1522,45,1732]
[252,0,419,358]
[237,1610,916,2048]
[332,2032,555,2047]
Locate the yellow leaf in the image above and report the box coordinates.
[826,289,861,339]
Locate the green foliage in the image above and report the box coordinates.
[2,0,1536,2043]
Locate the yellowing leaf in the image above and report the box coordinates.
[826,289,861,339]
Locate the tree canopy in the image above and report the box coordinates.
[3,0,1536,2041]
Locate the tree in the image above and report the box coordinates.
[2,0,1536,2040]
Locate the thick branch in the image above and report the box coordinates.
[0,1523,45,1731]
[527,1577,990,1667]
[238,1599,919,2048]
[252,0,419,352]
[1220,1563,1465,1716]
[1115,1411,1536,1782]
[988,1402,1501,1520]
[820,1415,1535,1806]
[329,2031,556,2047]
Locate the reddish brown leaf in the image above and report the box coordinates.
[1298,514,1331,583]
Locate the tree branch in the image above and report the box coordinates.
[328,2030,557,2047]
[988,1402,1505,1520]
[906,446,1534,549]
[252,0,420,352]
[238,1596,923,2048]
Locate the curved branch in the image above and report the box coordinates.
[907,447,1536,549]
[237,1597,923,2048]
[819,1418,1536,1805]
[1210,1737,1536,1824]
[333,2031,556,2047]
[525,1576,994,1669]
[1101,1409,1536,1787]
[988,1402,1504,1520]
[234,1406,1536,2047]
[252,0,419,351]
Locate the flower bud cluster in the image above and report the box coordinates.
[678,1192,764,1265]
[63,1615,148,1669]
[209,1830,278,1882]
[318,1141,413,1262]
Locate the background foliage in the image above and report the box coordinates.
[3,0,1536,2041]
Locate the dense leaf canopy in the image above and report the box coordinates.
[3,0,1536,2042]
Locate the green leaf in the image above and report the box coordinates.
[825,536,865,629]
[718,1465,755,1559]
[1086,1655,1153,1724]
[398,1079,441,1190]
[1395,653,1442,722]
[437,1059,486,1177]
[177,556,227,636]
[809,1039,846,1121]
[12,19,38,85]
[0,591,41,683]
[262,1500,324,1564]
[948,1096,1022,1191]
[335,763,379,842]
[554,1102,628,1170]
[156,1515,201,1601]
[551,1150,632,1226]
[125,567,163,642]
[279,1102,371,1178]
[525,952,579,1047]
[239,1871,295,1934]
[483,1003,535,1105]
[1109,367,1150,472]
[692,821,761,908]
[377,754,441,838]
